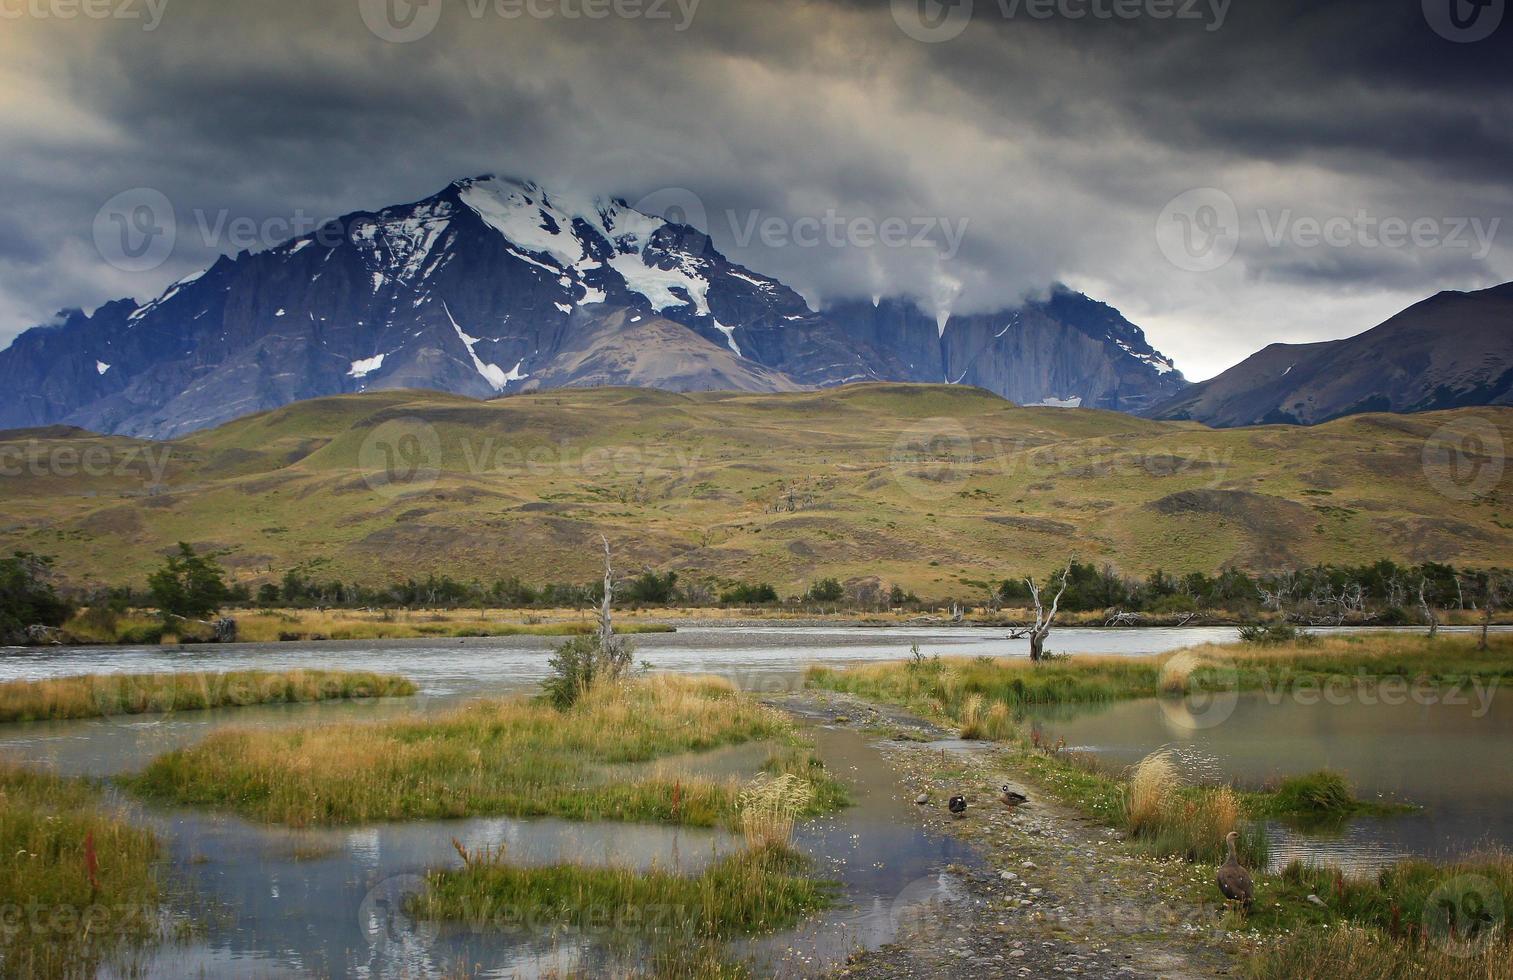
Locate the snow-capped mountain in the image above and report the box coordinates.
[0,175,1187,436]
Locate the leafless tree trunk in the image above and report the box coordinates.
[597,536,633,679]
[1418,578,1439,639]
[1026,564,1071,662]
[1482,578,1503,652]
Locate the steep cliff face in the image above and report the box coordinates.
[1147,282,1513,427]
[0,175,1187,436]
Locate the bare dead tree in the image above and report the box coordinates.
[1481,575,1505,652]
[1418,578,1440,639]
[1025,563,1071,662]
[597,536,633,679]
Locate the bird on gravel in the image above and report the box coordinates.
[1000,785,1028,808]
[948,794,968,818]
[1217,831,1254,910]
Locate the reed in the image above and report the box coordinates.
[0,670,416,723]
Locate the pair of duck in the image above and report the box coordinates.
[938,785,1028,817]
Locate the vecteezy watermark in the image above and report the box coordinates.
[359,418,444,498]
[357,0,702,43]
[94,189,177,275]
[1157,649,1239,731]
[1156,187,1502,273]
[93,190,365,274]
[355,416,708,498]
[1422,417,1506,502]
[0,440,172,485]
[890,418,976,501]
[0,0,169,30]
[1154,188,1241,273]
[630,187,970,261]
[1256,672,1500,719]
[888,418,1235,500]
[1422,874,1505,957]
[1423,0,1504,42]
[891,0,1231,43]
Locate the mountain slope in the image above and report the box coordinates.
[1,385,1507,591]
[1148,282,1513,427]
[0,175,1185,436]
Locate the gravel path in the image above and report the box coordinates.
[778,691,1242,980]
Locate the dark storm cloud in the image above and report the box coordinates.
[1,0,1508,379]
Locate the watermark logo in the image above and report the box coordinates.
[888,872,962,942]
[1155,187,1240,273]
[892,0,974,43]
[890,417,974,500]
[93,188,176,274]
[357,0,443,42]
[1422,417,1505,501]
[630,187,711,255]
[1424,0,1504,41]
[358,418,443,497]
[1423,874,1504,957]
[1157,648,1239,731]
[358,873,436,956]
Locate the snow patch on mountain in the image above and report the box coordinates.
[348,354,386,379]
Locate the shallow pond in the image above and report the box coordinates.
[1021,682,1513,874]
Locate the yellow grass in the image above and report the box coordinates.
[0,670,416,723]
[126,675,841,828]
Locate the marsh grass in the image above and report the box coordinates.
[125,676,842,828]
[0,761,163,978]
[807,633,1513,717]
[1247,926,1512,980]
[0,670,416,723]
[410,842,837,940]
[1123,751,1266,866]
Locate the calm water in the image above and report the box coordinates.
[2,625,1504,974]
[1022,684,1513,873]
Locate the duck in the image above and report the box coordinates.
[948,795,968,818]
[1000,785,1028,808]
[1216,831,1254,909]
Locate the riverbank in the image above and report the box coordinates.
[31,604,1513,647]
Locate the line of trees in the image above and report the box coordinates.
[7,548,1508,627]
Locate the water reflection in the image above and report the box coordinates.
[1022,687,1513,873]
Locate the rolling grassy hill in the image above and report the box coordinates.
[1,384,1509,597]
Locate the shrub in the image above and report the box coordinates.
[804,578,845,603]
[0,552,73,643]
[1238,621,1314,646]
[1270,770,1356,815]
[541,634,601,709]
[720,582,779,605]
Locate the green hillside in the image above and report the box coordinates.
[2,384,1509,596]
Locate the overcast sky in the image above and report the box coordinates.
[2,0,1509,379]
